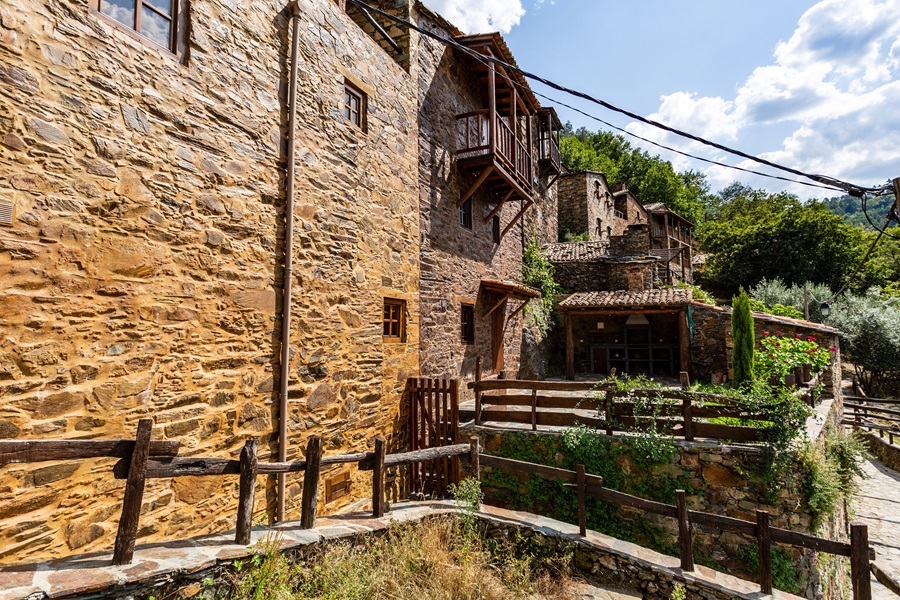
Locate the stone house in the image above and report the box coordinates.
[0,0,562,562]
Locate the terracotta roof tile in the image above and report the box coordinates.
[480,278,541,299]
[559,289,692,310]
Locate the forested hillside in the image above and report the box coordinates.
[821,194,899,231]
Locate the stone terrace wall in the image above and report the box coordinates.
[0,0,419,562]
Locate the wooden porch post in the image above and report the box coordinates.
[488,58,496,156]
[679,308,691,378]
[566,312,575,380]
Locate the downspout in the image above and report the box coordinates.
[277,0,301,523]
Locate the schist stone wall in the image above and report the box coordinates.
[0,0,419,562]
[689,303,841,394]
[557,171,629,243]
[415,11,553,392]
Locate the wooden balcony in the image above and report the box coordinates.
[456,109,533,203]
[537,107,562,176]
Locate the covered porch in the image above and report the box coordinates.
[558,289,692,380]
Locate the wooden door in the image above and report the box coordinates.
[491,308,504,374]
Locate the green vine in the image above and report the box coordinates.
[522,235,563,335]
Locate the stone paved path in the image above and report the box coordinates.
[855,458,900,599]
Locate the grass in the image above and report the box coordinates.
[225,517,579,600]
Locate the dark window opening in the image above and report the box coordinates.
[344,81,366,130]
[461,304,475,343]
[460,198,472,229]
[383,298,405,341]
[492,215,501,243]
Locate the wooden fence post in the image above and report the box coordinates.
[576,464,586,537]
[300,436,323,529]
[676,490,693,571]
[757,510,773,595]
[682,396,694,442]
[373,436,386,518]
[235,438,259,545]
[604,393,613,436]
[531,389,538,431]
[469,436,480,480]
[475,357,483,426]
[112,419,153,565]
[679,371,690,388]
[850,522,872,600]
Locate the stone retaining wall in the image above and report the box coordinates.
[864,433,900,472]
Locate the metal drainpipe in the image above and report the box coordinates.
[277,0,301,523]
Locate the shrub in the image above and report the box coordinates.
[731,288,755,386]
[755,331,834,380]
[523,235,563,335]
[750,278,833,322]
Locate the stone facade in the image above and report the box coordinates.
[689,302,842,392]
[415,10,556,391]
[0,0,424,562]
[557,171,642,243]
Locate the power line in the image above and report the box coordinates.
[348,0,886,196]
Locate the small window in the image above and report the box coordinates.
[383,298,405,342]
[491,215,501,243]
[91,0,181,54]
[459,198,472,229]
[344,81,366,130]
[461,304,475,343]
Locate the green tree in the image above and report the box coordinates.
[731,288,755,387]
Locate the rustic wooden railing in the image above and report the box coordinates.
[844,395,900,445]
[473,446,883,600]
[469,380,780,443]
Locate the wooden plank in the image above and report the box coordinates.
[115,456,241,479]
[235,438,259,545]
[850,522,872,600]
[457,165,494,208]
[845,402,900,419]
[0,439,180,465]
[845,396,900,405]
[501,200,532,239]
[480,394,602,410]
[757,511,773,594]
[112,419,152,565]
[769,527,852,557]
[475,357,483,425]
[872,563,900,597]
[576,465,587,537]
[677,490,694,571]
[478,409,601,429]
[484,189,514,223]
[582,484,678,518]
[300,436,323,529]
[451,379,460,486]
[689,510,758,536]
[481,454,577,483]
[410,377,419,492]
[531,389,537,431]
[470,380,613,392]
[372,437,386,518]
[257,451,371,474]
[379,444,470,469]
[682,397,695,442]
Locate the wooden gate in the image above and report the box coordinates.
[408,378,459,498]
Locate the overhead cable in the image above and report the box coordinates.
[348,0,885,196]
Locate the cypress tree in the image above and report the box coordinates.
[731,288,755,386]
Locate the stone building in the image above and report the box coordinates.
[556,171,646,243]
[0,0,524,563]
[415,12,559,387]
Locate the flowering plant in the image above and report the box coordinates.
[755,331,833,378]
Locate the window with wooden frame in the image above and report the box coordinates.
[382,298,405,342]
[343,80,366,130]
[90,0,183,55]
[461,304,475,344]
[459,198,473,229]
[491,215,501,243]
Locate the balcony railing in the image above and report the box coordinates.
[456,110,533,190]
[538,131,561,174]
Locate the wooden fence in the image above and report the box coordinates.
[844,395,900,445]
[469,380,779,442]
[472,444,884,600]
[2,427,896,599]
[408,377,459,498]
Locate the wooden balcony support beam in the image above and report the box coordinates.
[457,165,494,208]
[484,189,514,223]
[501,200,533,239]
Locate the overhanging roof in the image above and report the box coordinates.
[480,278,541,299]
[559,289,692,311]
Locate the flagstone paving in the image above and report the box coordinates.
[854,458,900,600]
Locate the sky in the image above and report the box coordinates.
[421,0,900,199]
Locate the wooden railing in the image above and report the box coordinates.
[456,111,532,188]
[473,446,881,600]
[844,395,900,445]
[0,421,474,566]
[538,131,561,172]
[469,381,778,443]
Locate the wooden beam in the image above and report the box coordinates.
[561,308,684,316]
[300,436,323,529]
[235,438,259,545]
[0,439,180,465]
[491,160,533,203]
[457,165,494,208]
[566,313,575,380]
[484,293,510,318]
[501,200,533,239]
[488,60,496,156]
[679,309,691,376]
[484,189,514,223]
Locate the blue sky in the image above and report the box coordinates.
[422,0,900,199]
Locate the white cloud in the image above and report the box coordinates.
[625,0,900,197]
[421,0,525,34]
